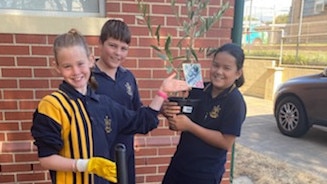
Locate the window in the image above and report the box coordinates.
[314,0,324,14]
[0,0,105,17]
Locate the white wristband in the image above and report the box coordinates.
[76,159,89,172]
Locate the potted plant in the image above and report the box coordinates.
[137,0,229,114]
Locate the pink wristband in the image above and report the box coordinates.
[157,90,168,100]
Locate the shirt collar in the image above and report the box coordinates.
[59,81,100,102]
[93,58,127,75]
[203,82,236,99]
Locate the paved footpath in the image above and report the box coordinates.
[236,96,327,182]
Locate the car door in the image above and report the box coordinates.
[306,76,327,124]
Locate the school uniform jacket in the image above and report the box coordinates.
[92,64,142,184]
[31,81,159,184]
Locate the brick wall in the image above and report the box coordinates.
[0,0,235,183]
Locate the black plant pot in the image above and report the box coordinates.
[168,96,200,114]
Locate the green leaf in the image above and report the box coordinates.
[190,47,198,62]
[173,55,186,61]
[150,45,161,52]
[157,52,168,61]
[166,65,174,73]
[155,25,161,45]
[164,36,173,61]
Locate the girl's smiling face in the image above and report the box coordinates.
[55,45,94,95]
[210,51,242,95]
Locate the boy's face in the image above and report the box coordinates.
[99,38,129,69]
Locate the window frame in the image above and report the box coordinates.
[0,0,105,17]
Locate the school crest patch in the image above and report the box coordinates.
[209,105,221,118]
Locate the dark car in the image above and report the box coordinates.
[273,69,327,137]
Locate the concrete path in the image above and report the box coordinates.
[236,96,327,182]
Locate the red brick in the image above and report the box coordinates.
[158,164,169,173]
[146,156,171,165]
[128,48,151,57]
[0,34,14,43]
[15,153,38,162]
[16,34,47,44]
[7,132,33,141]
[4,111,33,121]
[135,147,157,157]
[135,166,157,174]
[221,17,234,28]
[145,174,164,183]
[1,163,32,172]
[138,58,165,68]
[135,175,145,183]
[32,163,46,171]
[106,2,120,12]
[0,122,19,131]
[0,80,17,88]
[21,121,33,131]
[0,45,30,55]
[50,79,63,88]
[2,68,32,77]
[131,69,151,78]
[0,57,15,66]
[121,58,137,68]
[158,147,176,156]
[19,79,49,88]
[19,100,39,110]
[47,35,57,44]
[17,57,48,66]
[150,127,175,136]
[0,101,18,110]
[122,3,140,13]
[34,68,60,78]
[31,45,52,56]
[3,90,34,100]
[85,36,99,45]
[0,154,14,163]
[0,174,15,183]
[35,90,55,99]
[17,172,46,182]
[2,142,32,152]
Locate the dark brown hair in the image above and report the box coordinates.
[99,19,131,44]
[208,43,245,87]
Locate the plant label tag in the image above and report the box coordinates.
[182,106,193,114]
[183,63,204,88]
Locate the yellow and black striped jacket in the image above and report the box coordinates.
[31,82,159,184]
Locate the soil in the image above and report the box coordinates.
[233,144,327,184]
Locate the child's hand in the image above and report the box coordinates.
[161,101,181,118]
[160,73,190,93]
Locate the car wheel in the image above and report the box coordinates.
[275,96,309,137]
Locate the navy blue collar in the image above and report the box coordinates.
[93,59,127,75]
[203,82,236,99]
[59,81,100,102]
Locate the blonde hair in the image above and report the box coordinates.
[53,28,91,63]
[53,29,98,89]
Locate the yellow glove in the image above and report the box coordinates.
[76,157,117,183]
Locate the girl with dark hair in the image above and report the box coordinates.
[162,43,247,184]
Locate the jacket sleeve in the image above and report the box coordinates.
[31,99,63,157]
[105,96,159,135]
